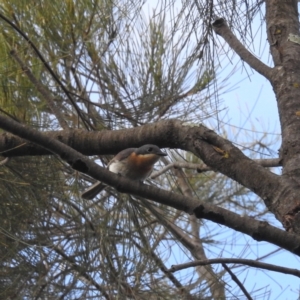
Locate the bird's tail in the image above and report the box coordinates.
[81,182,107,200]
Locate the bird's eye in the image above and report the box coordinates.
[147,147,153,152]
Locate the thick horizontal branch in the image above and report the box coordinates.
[0,121,178,156]
[0,115,300,254]
[0,119,299,225]
[169,258,300,278]
[213,18,273,80]
[0,123,281,169]
[0,120,283,211]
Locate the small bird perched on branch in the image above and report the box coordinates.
[81,144,167,200]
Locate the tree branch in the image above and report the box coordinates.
[169,258,300,278]
[152,158,281,178]
[0,115,300,254]
[0,118,298,228]
[213,18,273,80]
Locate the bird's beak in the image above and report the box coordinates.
[157,150,167,156]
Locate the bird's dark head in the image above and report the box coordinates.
[135,144,167,157]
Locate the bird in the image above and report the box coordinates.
[81,144,167,200]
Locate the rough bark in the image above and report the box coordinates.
[266,0,300,232]
[212,0,300,232]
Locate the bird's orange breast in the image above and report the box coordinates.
[125,153,161,180]
[128,153,160,168]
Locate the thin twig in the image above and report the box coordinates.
[0,12,90,130]
[169,258,300,278]
[10,49,69,130]
[151,158,281,178]
[222,263,253,300]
